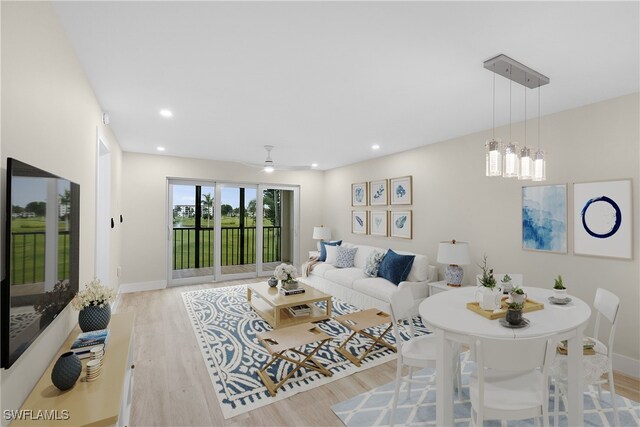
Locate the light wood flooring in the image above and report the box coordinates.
[117,279,640,427]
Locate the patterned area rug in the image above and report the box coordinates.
[182,284,428,419]
[332,353,640,426]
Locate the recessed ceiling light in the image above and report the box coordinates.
[156,146,165,152]
[371,144,380,150]
[159,109,173,118]
[311,163,318,168]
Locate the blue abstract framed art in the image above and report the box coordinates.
[573,179,632,259]
[522,184,567,253]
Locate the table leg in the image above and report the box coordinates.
[435,328,454,426]
[274,305,280,328]
[567,325,586,426]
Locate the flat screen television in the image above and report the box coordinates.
[2,158,80,368]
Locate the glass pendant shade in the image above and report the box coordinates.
[502,142,520,178]
[519,147,533,180]
[485,139,502,177]
[533,150,546,181]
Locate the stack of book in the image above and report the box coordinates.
[70,329,109,359]
[279,287,305,296]
[287,304,311,317]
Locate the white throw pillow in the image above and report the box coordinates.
[325,245,338,265]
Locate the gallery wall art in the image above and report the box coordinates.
[369,179,388,206]
[522,184,567,253]
[369,211,388,236]
[390,211,412,239]
[390,176,412,205]
[573,179,632,259]
[352,182,367,206]
[352,211,367,234]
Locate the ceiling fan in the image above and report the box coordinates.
[243,145,313,173]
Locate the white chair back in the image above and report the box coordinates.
[390,287,417,348]
[593,288,620,358]
[474,334,555,372]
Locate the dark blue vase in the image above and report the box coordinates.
[78,304,111,332]
[51,352,82,391]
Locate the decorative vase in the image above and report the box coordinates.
[51,352,82,391]
[510,292,527,305]
[78,304,111,332]
[268,277,278,288]
[282,279,298,290]
[475,286,501,311]
[501,281,512,294]
[506,309,523,325]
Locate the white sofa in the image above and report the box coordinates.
[303,242,437,313]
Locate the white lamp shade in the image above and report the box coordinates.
[437,241,470,265]
[312,226,332,240]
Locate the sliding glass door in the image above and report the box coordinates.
[168,179,299,284]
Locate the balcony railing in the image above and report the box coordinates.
[172,226,281,270]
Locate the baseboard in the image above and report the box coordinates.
[118,280,167,294]
[613,352,640,379]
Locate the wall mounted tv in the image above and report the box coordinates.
[2,158,80,368]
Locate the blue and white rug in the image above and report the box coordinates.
[332,353,640,427]
[182,284,428,419]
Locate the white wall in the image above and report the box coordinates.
[120,152,324,285]
[322,93,640,369]
[0,1,123,417]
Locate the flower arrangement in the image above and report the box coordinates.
[71,278,116,310]
[274,263,297,284]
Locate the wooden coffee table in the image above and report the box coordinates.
[247,281,332,329]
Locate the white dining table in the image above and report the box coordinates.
[419,286,591,426]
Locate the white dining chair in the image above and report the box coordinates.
[469,333,556,427]
[388,286,462,427]
[552,288,621,427]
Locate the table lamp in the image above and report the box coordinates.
[437,240,470,287]
[312,226,332,251]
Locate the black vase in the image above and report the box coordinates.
[78,304,111,332]
[51,352,82,391]
[268,277,278,287]
[506,309,523,325]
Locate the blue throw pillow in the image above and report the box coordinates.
[319,240,342,262]
[377,249,415,285]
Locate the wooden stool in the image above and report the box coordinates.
[335,308,396,367]
[256,322,333,396]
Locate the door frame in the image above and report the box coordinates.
[95,128,111,284]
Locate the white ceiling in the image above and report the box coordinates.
[53,1,639,170]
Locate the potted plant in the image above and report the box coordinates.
[476,255,501,310]
[501,274,513,294]
[506,301,524,325]
[553,275,567,300]
[71,279,116,332]
[510,285,527,304]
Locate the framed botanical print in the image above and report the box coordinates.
[352,211,368,234]
[352,182,367,206]
[573,179,632,259]
[369,211,388,236]
[369,179,388,206]
[522,184,567,253]
[390,210,412,239]
[390,176,412,205]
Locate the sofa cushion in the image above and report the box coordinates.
[323,268,367,289]
[396,251,429,282]
[364,250,385,277]
[335,246,358,268]
[352,245,378,269]
[378,249,415,285]
[319,240,342,262]
[310,263,335,278]
[353,277,400,302]
[325,245,339,264]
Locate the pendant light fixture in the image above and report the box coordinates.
[533,82,546,181]
[503,78,520,178]
[485,62,502,177]
[519,74,533,180]
[483,55,549,180]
